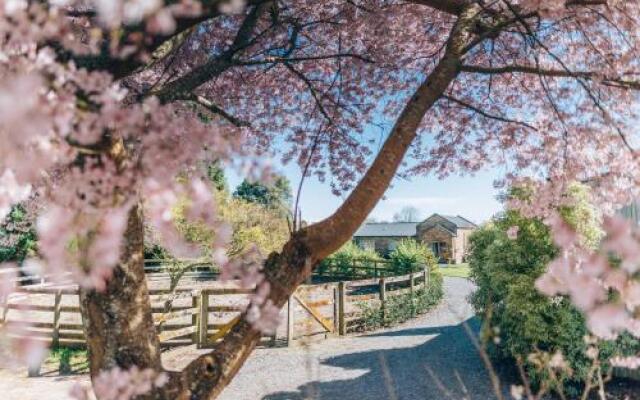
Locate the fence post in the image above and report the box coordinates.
[197,291,209,348]
[287,296,295,346]
[52,290,62,348]
[379,278,386,324]
[338,282,346,335]
[0,294,8,323]
[409,273,415,317]
[191,290,199,344]
[373,261,378,278]
[424,264,430,288]
[333,286,339,334]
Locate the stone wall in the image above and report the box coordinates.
[417,226,455,263]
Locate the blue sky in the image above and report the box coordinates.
[229,161,504,225]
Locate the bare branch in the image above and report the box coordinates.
[460,64,640,90]
[442,95,537,130]
[188,95,251,128]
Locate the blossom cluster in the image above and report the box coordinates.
[69,366,168,400]
[536,214,640,349]
[220,245,281,334]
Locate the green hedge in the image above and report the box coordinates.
[317,242,384,277]
[319,238,438,278]
[357,269,443,331]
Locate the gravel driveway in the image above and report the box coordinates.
[0,277,506,400]
[218,277,507,400]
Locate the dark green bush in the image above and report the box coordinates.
[469,206,640,393]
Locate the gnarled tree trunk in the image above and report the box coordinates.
[79,204,162,377]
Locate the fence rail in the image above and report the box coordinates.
[0,260,434,377]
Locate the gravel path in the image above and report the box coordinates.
[218,277,506,400]
[0,277,505,400]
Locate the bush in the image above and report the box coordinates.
[388,238,438,274]
[0,205,37,262]
[318,242,382,277]
[469,189,640,393]
[358,268,443,330]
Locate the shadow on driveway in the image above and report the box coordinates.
[262,317,512,400]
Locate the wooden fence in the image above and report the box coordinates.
[0,263,432,350]
[314,258,410,279]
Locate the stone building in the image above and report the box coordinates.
[353,214,477,264]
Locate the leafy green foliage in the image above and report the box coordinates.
[0,205,37,262]
[168,188,290,261]
[205,160,228,192]
[389,238,438,274]
[318,238,438,278]
[317,242,383,277]
[47,346,88,374]
[468,194,638,391]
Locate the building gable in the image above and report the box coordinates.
[417,214,457,234]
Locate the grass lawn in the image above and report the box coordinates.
[437,263,470,278]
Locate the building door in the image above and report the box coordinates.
[431,242,448,261]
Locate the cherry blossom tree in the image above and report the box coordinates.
[2,0,640,399]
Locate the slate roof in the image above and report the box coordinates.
[354,214,477,238]
[354,222,418,237]
[439,215,477,229]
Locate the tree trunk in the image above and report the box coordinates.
[79,204,162,377]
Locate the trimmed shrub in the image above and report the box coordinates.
[389,238,438,274]
[317,242,382,277]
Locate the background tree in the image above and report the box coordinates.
[233,175,292,214]
[2,1,640,399]
[393,206,421,222]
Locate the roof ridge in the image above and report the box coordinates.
[364,221,418,223]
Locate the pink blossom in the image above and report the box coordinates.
[546,213,577,249]
[587,304,630,339]
[507,225,519,240]
[246,299,281,334]
[0,325,49,371]
[610,356,640,370]
[0,170,31,221]
[70,366,168,400]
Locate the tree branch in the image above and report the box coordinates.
[460,64,640,90]
[188,95,251,127]
[406,0,470,15]
[166,4,486,400]
[442,95,537,130]
[151,2,273,103]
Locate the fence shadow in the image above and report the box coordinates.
[261,317,512,400]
